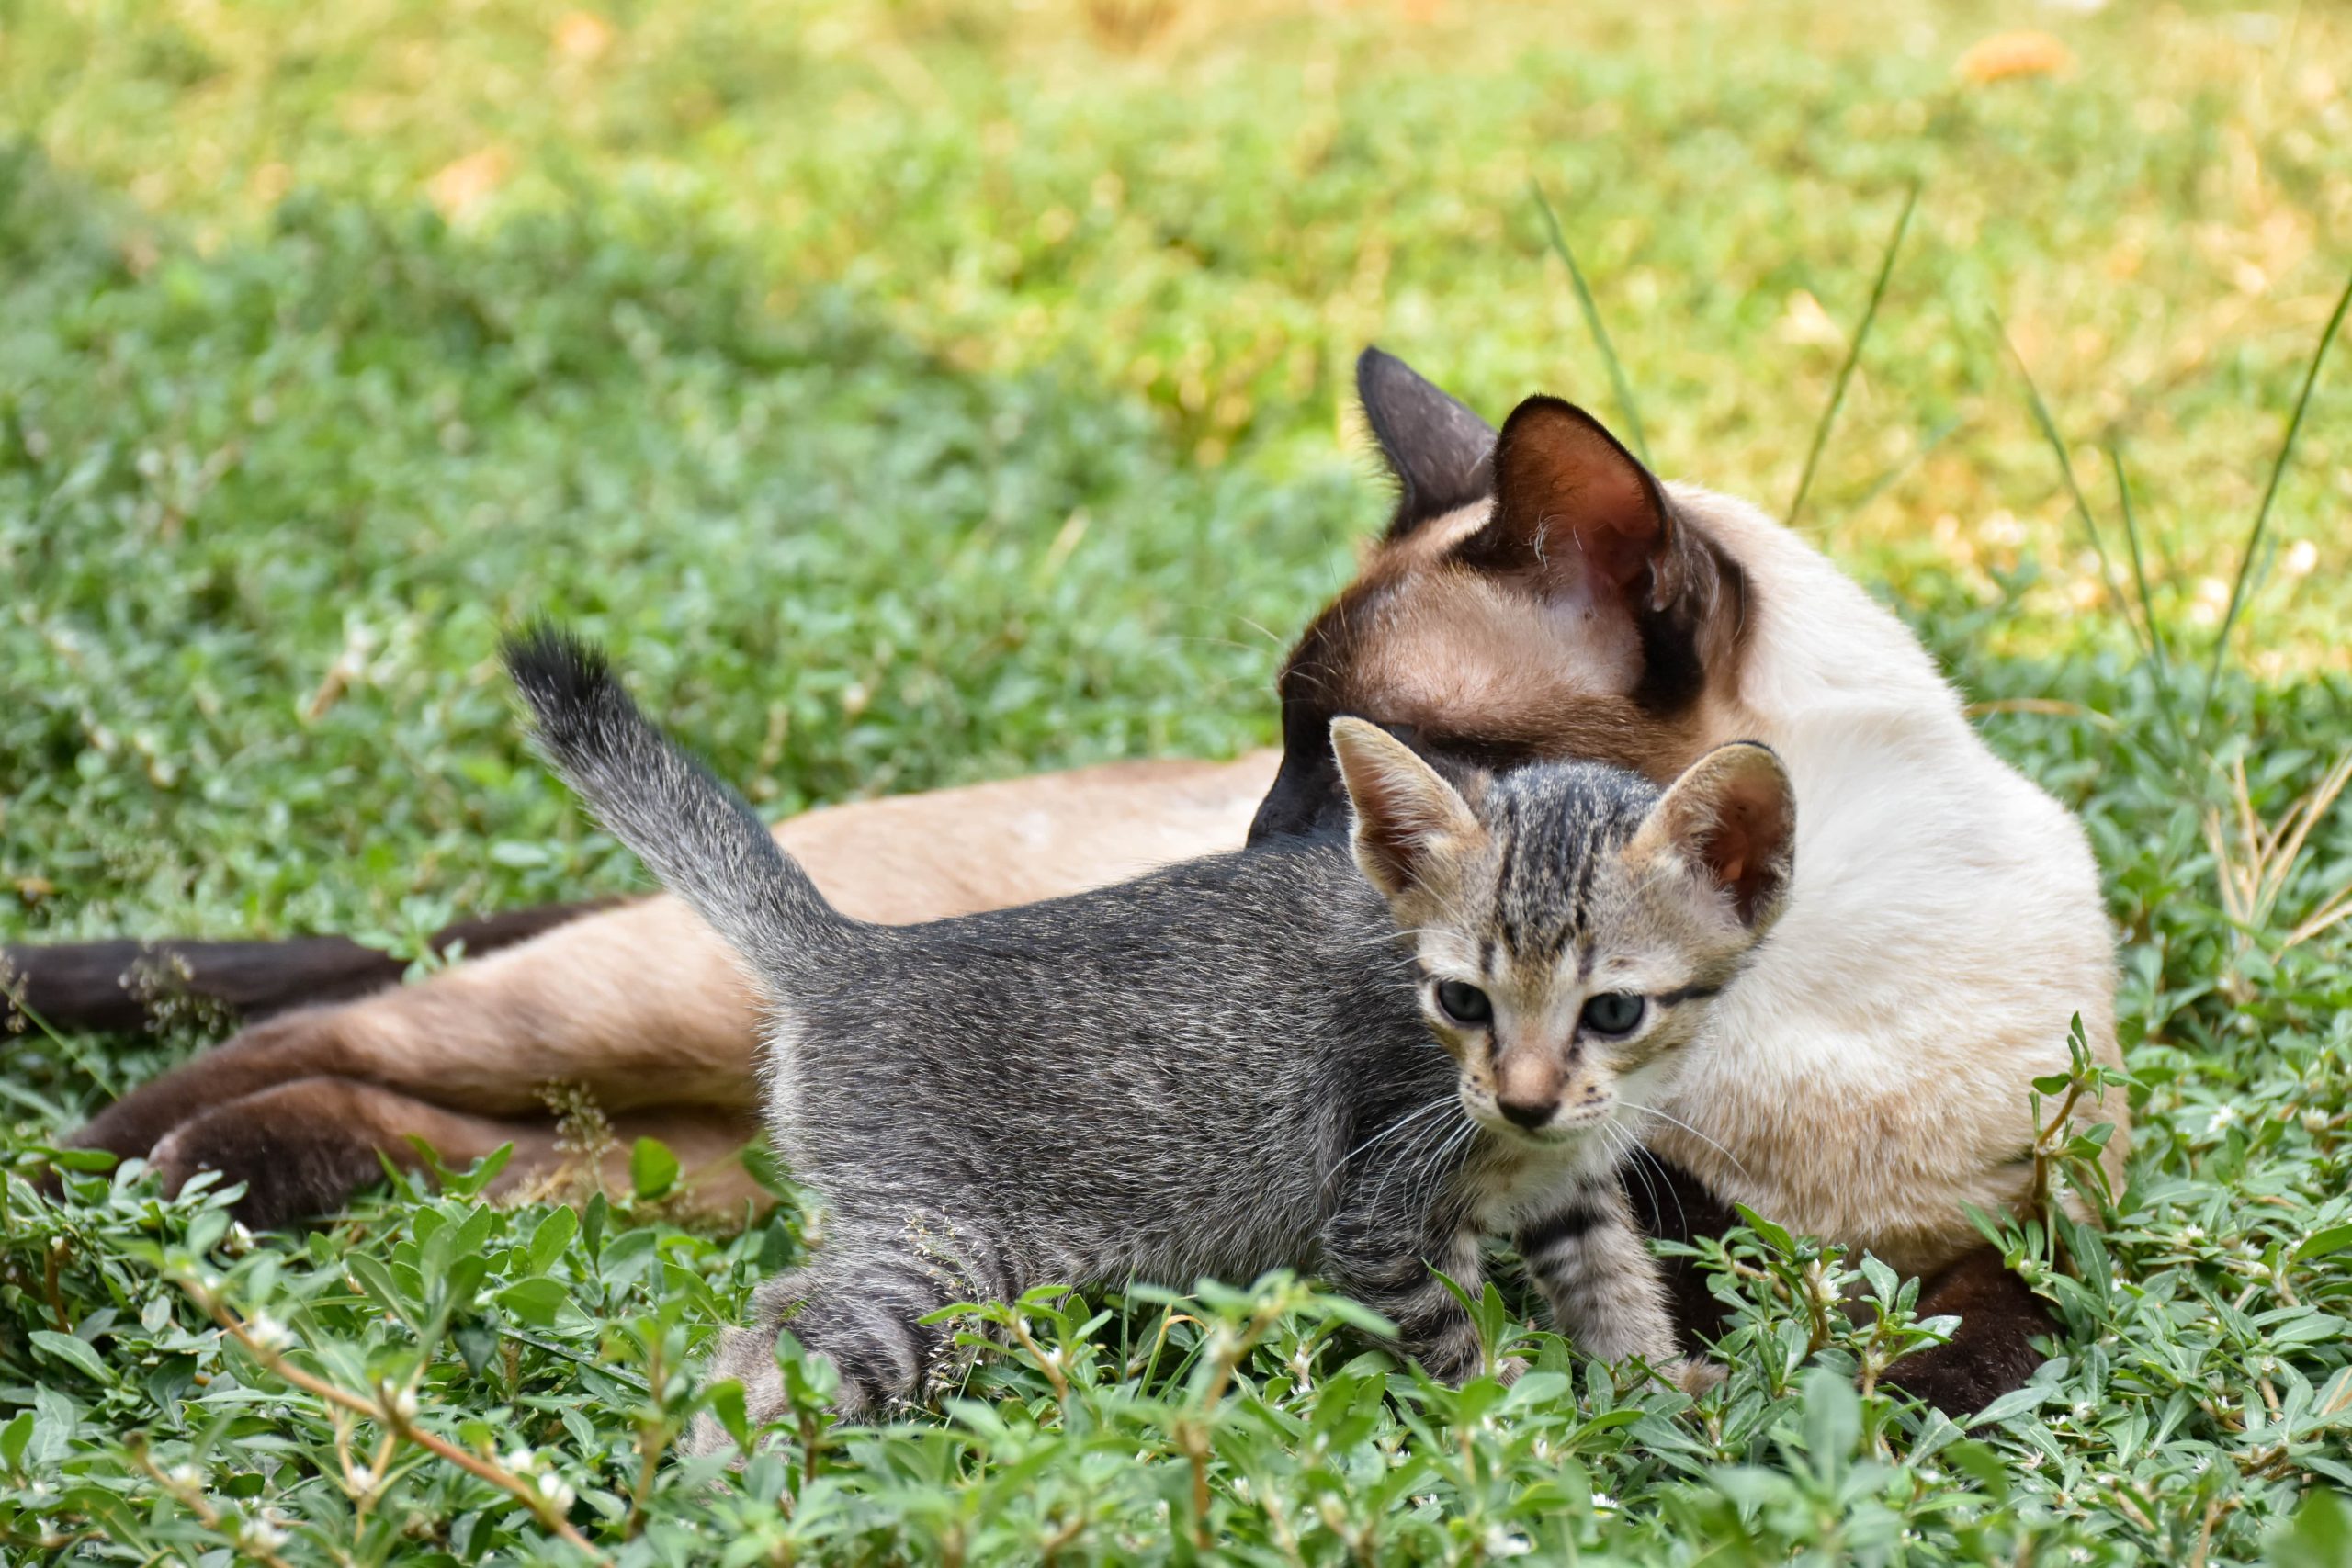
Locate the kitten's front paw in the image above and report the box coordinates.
[1494,1355,1531,1386]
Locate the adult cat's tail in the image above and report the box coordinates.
[503,623,854,989]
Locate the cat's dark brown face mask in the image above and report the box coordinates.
[1249,351,1752,843]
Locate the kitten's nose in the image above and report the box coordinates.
[1497,1096,1555,1131]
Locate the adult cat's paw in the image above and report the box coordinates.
[146,1079,391,1228]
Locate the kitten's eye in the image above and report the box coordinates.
[1433,980,1493,1026]
[1580,993,1645,1036]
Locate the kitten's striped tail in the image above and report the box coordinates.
[503,623,853,989]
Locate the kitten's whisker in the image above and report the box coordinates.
[1607,1118,1668,1236]
[1336,1111,1444,1185]
[1617,1101,1751,1180]
[1637,1145,1690,1240]
[1382,1107,1472,1210]
[1326,1097,1458,1194]
[1401,1122,1471,1220]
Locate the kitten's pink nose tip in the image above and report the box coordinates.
[1497,1097,1555,1131]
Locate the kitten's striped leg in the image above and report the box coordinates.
[1517,1180,1699,1386]
[1322,1203,1488,1384]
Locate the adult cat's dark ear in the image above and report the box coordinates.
[1357,347,1496,539]
[1456,393,1744,717]
[1457,394,1678,603]
[1329,717,1482,899]
[1637,741,1796,931]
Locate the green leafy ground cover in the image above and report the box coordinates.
[4,0,2351,1560]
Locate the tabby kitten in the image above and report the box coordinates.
[504,626,1793,1434]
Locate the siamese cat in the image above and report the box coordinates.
[37,351,2122,1412]
[503,625,1793,1427]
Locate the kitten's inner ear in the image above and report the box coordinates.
[1640,742,1796,930]
[1458,395,1669,603]
[1357,347,1497,539]
[1329,717,1482,899]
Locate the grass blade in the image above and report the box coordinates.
[1530,179,1651,468]
[2199,264,2352,708]
[1994,314,2153,667]
[1787,184,1917,529]
[2109,444,2167,674]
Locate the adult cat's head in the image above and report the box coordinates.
[1250,351,1752,841]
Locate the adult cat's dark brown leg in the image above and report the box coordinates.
[3,899,618,1038]
[143,1078,763,1228]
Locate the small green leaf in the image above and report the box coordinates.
[1734,1204,1796,1258]
[1943,1438,2010,1504]
[345,1253,419,1331]
[0,1410,34,1469]
[630,1136,680,1199]
[583,1192,608,1259]
[741,1144,793,1199]
[1971,1382,2058,1427]
[453,1321,500,1379]
[36,1146,119,1173]
[2298,1224,2352,1261]
[498,1278,573,1329]
[527,1205,579,1275]
[707,1379,750,1450]
[29,1331,112,1386]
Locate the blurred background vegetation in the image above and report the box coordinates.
[4,0,2345,952]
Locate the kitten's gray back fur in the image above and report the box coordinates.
[506,626,1701,1427]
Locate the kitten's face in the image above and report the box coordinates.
[1330,722,1793,1154]
[1407,818,1761,1145]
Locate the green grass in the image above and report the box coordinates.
[5,0,2352,1561]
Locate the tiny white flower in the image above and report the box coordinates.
[241,1517,288,1552]
[537,1472,576,1512]
[1591,1492,1618,1512]
[2206,1104,2240,1134]
[2069,1549,2092,1564]
[2181,1225,2206,1242]
[245,1314,293,1353]
[225,1224,256,1258]
[1483,1527,1534,1558]
[390,1386,419,1421]
[2303,1110,2331,1134]
[165,1462,203,1489]
[350,1464,377,1493]
[503,1447,538,1474]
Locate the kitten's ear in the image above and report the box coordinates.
[1329,717,1482,898]
[1358,347,1497,539]
[1455,395,1675,605]
[1635,742,1795,931]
